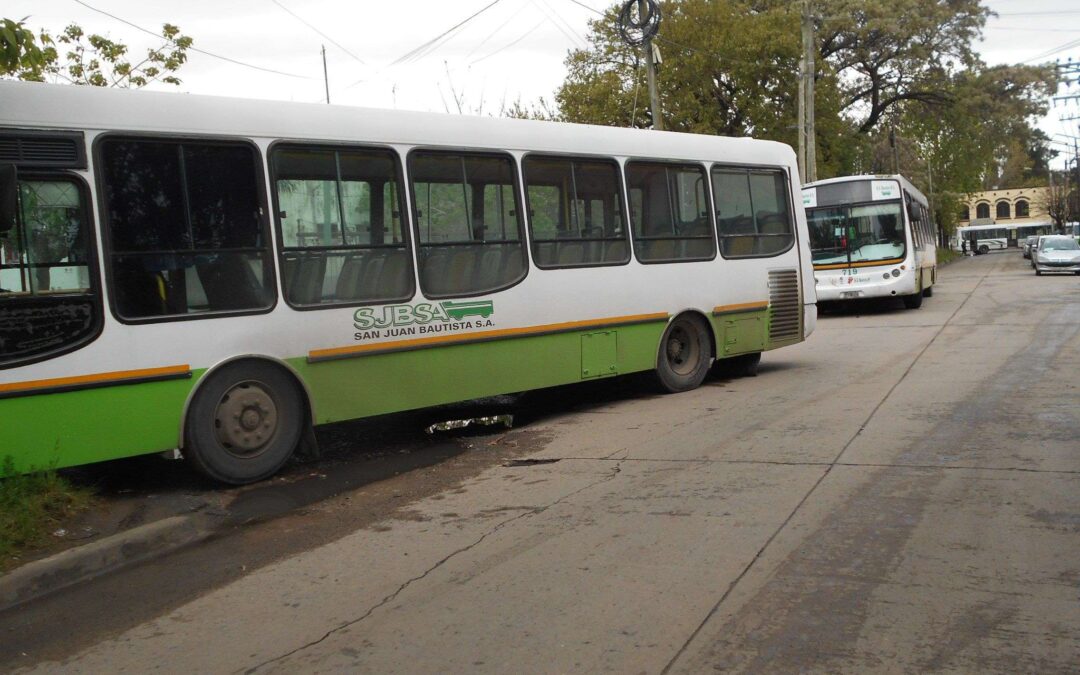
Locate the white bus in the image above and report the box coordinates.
[803,175,937,309]
[954,222,1053,254]
[0,81,816,484]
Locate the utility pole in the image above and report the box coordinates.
[797,48,806,182]
[801,0,817,183]
[321,44,330,104]
[640,0,663,130]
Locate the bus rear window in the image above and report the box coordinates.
[99,138,273,321]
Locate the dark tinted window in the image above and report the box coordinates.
[100,138,272,320]
[523,156,629,268]
[410,151,526,297]
[625,161,714,263]
[272,145,412,307]
[1015,200,1029,218]
[713,168,794,258]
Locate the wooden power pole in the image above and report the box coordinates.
[800,1,817,183]
[640,0,663,130]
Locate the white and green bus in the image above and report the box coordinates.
[1,81,815,483]
[803,175,937,309]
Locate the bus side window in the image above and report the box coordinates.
[272,145,413,307]
[625,161,715,263]
[410,151,527,297]
[522,155,630,268]
[713,168,794,258]
[100,138,273,321]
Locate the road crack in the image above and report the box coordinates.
[243,460,624,674]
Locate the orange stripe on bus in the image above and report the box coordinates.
[0,364,191,395]
[712,301,769,315]
[309,312,670,361]
[813,257,905,271]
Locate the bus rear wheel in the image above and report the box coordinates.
[184,361,304,484]
[903,291,924,309]
[654,314,712,393]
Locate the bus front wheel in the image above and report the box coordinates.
[184,361,304,484]
[654,314,712,393]
[978,245,989,255]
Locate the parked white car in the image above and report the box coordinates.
[1032,236,1080,276]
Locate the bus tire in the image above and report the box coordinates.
[903,292,923,309]
[978,244,989,255]
[653,314,712,393]
[184,361,304,485]
[714,351,761,378]
[922,285,933,298]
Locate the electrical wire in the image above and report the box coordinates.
[617,0,661,47]
[270,0,365,64]
[389,0,507,67]
[71,0,316,80]
[471,19,545,65]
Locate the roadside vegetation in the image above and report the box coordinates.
[937,247,962,265]
[0,458,94,565]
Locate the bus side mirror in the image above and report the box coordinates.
[0,165,17,234]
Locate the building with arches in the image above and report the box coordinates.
[957,186,1052,246]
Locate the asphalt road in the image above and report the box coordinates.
[9,251,1080,673]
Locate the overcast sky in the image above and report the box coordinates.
[7,0,1080,168]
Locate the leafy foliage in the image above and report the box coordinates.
[0,17,48,79]
[548,0,1057,233]
[1,18,192,88]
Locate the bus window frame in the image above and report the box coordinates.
[405,146,530,300]
[0,168,105,370]
[93,132,278,325]
[710,163,797,261]
[267,140,417,310]
[623,158,718,265]
[520,151,632,271]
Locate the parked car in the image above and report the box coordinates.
[1032,235,1080,276]
[1022,235,1039,259]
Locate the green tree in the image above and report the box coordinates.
[818,0,990,133]
[1,17,48,79]
[1,18,192,87]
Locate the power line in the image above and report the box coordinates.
[471,19,545,65]
[465,1,532,59]
[534,0,587,49]
[71,0,316,80]
[389,0,507,67]
[1023,37,1080,64]
[270,0,365,64]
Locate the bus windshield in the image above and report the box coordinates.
[808,202,906,265]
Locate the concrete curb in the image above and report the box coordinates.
[0,514,209,612]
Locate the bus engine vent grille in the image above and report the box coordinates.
[0,131,86,169]
[768,269,800,341]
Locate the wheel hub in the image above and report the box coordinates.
[215,383,278,457]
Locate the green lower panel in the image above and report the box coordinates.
[1,375,201,473]
[2,321,671,473]
[295,321,667,424]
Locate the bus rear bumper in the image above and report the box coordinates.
[814,270,918,302]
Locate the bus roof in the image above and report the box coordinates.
[0,81,796,168]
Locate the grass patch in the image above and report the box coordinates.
[0,458,95,563]
[937,246,962,265]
